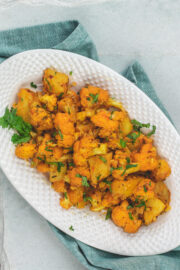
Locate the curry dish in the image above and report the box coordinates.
[0,68,171,233]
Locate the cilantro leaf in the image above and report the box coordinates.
[0,107,32,145]
[147,125,156,137]
[120,138,126,148]
[69,225,74,231]
[89,93,99,104]
[76,174,90,187]
[99,156,107,163]
[30,82,37,89]
[105,208,112,220]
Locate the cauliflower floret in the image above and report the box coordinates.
[102,191,120,208]
[112,200,142,233]
[68,167,90,188]
[15,141,36,160]
[134,178,155,201]
[30,101,54,131]
[52,181,66,193]
[58,90,79,121]
[132,143,158,171]
[151,159,171,182]
[15,88,36,123]
[68,187,86,208]
[76,110,95,122]
[80,85,109,109]
[91,110,119,137]
[39,93,57,112]
[60,193,72,209]
[43,68,69,96]
[111,149,139,179]
[73,135,107,167]
[36,162,50,173]
[54,112,75,148]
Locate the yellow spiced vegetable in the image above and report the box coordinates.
[0,67,170,234]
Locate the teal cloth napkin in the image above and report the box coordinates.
[0,20,179,270]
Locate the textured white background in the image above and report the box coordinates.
[0,0,180,269]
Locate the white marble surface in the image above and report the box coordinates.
[0,1,180,269]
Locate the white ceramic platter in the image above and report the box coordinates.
[0,49,180,256]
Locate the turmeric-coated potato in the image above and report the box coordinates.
[43,68,69,96]
[152,159,171,182]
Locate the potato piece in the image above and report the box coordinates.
[120,116,133,136]
[106,98,125,111]
[49,163,67,182]
[144,198,165,225]
[111,176,141,199]
[90,191,104,212]
[16,88,36,123]
[154,182,170,205]
[88,153,112,186]
[43,68,69,96]
[152,159,171,182]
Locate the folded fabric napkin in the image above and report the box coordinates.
[0,20,179,270]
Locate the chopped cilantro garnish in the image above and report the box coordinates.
[69,162,75,167]
[147,125,156,137]
[149,181,151,186]
[126,157,130,164]
[30,82,37,89]
[45,147,53,152]
[136,200,146,209]
[69,71,73,75]
[45,78,52,91]
[128,212,133,220]
[83,193,92,202]
[110,111,114,120]
[69,225,74,231]
[58,129,63,140]
[96,175,101,181]
[103,179,112,192]
[64,192,68,199]
[89,93,99,104]
[58,92,64,99]
[127,205,133,210]
[87,97,91,101]
[76,174,89,187]
[0,107,32,145]
[37,156,43,161]
[131,119,150,131]
[120,138,126,148]
[99,156,107,163]
[143,185,148,192]
[127,132,140,144]
[121,164,137,176]
[47,161,64,172]
[105,208,112,220]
